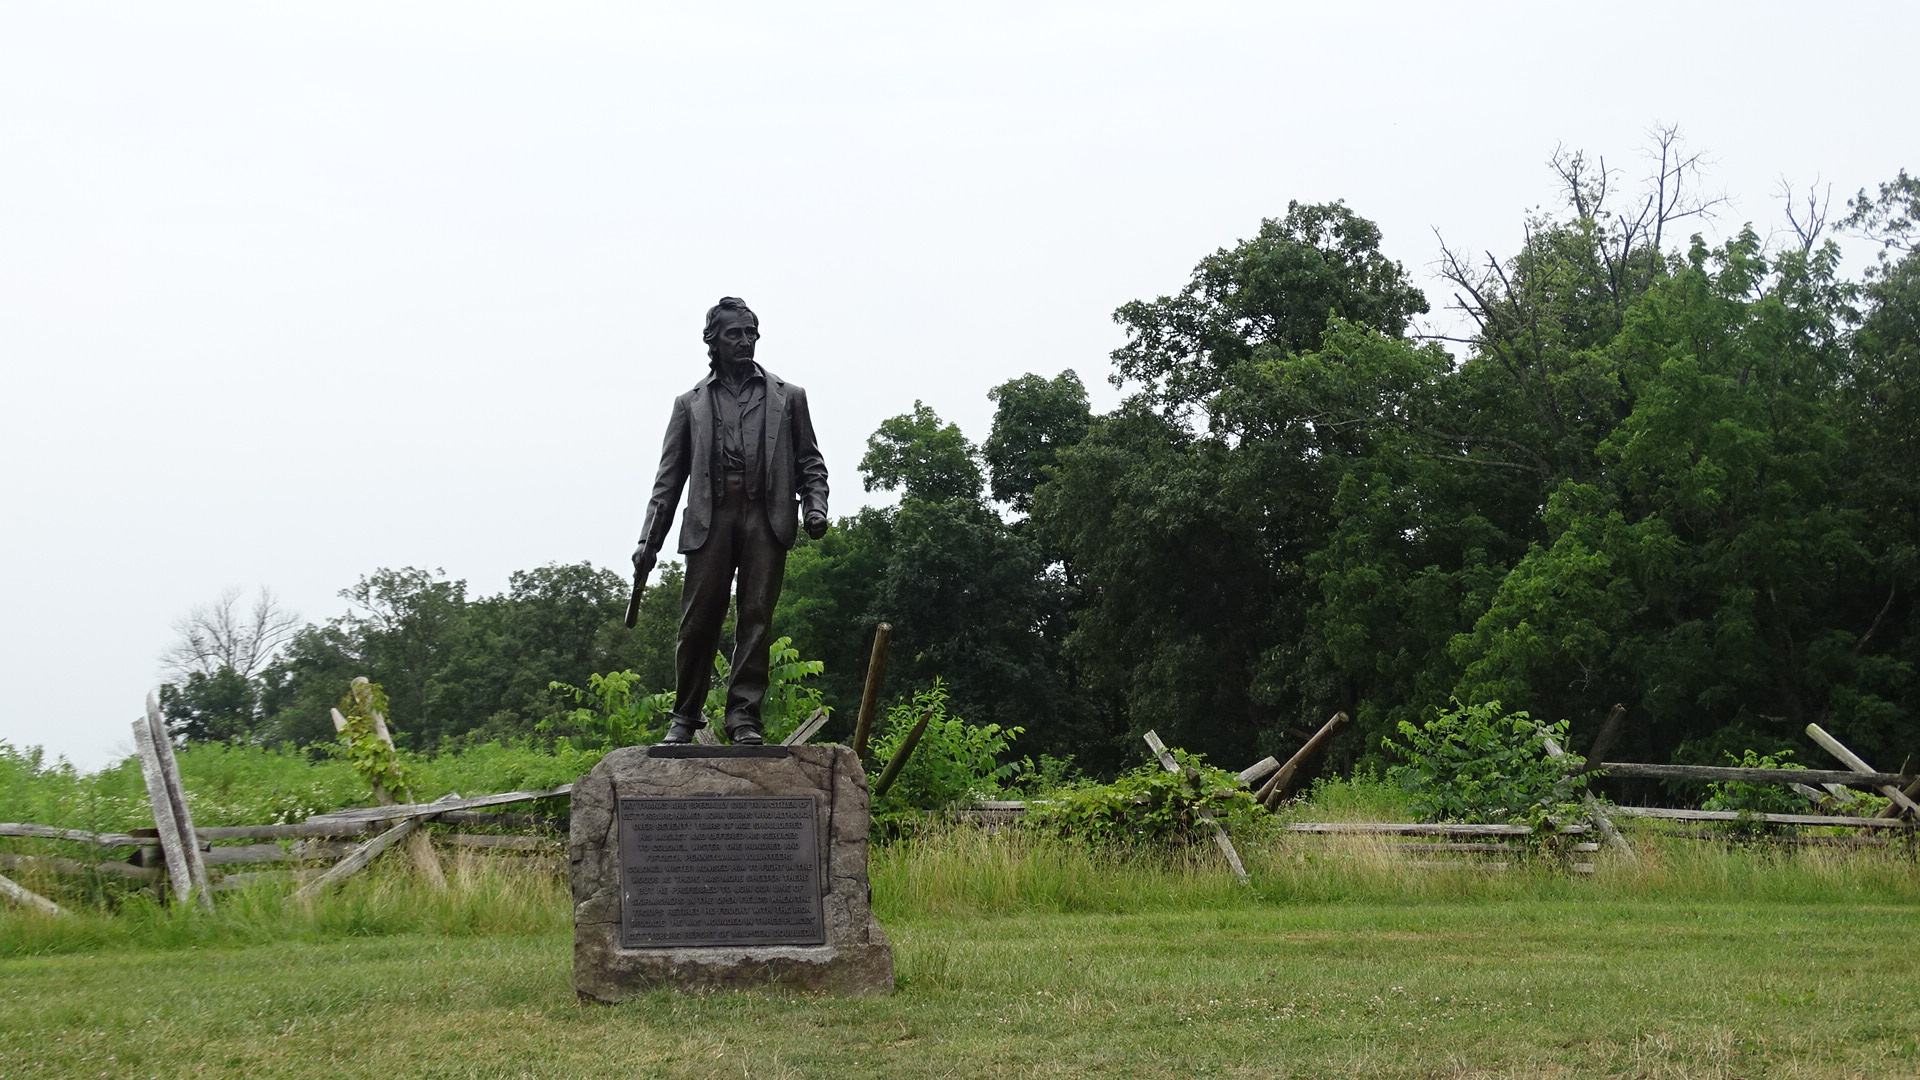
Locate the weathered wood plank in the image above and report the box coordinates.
[132,706,207,907]
[306,785,573,824]
[442,834,561,851]
[1237,757,1281,786]
[431,809,562,830]
[0,824,141,847]
[1597,762,1914,787]
[1144,730,1249,884]
[851,623,891,762]
[1805,724,1920,817]
[198,842,355,866]
[188,823,375,841]
[146,692,214,905]
[1284,822,1591,836]
[781,707,832,747]
[0,852,163,882]
[0,872,62,914]
[1610,805,1914,828]
[1256,712,1349,808]
[288,819,419,903]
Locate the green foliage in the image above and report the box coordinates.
[983,370,1093,515]
[1111,199,1428,412]
[1700,749,1819,837]
[333,681,412,802]
[158,666,259,744]
[860,400,986,503]
[759,636,829,741]
[1028,750,1269,847]
[1383,700,1587,828]
[543,636,826,748]
[1290,770,1417,821]
[541,670,673,750]
[870,683,1022,819]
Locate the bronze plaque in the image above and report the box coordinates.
[616,796,825,948]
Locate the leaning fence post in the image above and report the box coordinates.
[851,623,892,763]
[1543,733,1636,863]
[346,678,447,889]
[132,692,214,909]
[1805,723,1920,818]
[1143,730,1250,884]
[1256,712,1350,809]
[872,704,930,800]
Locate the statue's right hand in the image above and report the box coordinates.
[632,546,657,578]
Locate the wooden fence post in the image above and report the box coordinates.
[1143,730,1250,884]
[1257,712,1349,809]
[346,678,447,888]
[1542,733,1635,863]
[872,705,931,800]
[132,692,214,909]
[851,623,892,763]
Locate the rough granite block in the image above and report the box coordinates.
[570,743,893,1000]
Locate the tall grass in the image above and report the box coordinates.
[870,820,1920,916]
[7,825,1914,958]
[0,854,568,958]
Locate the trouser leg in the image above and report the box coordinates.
[726,498,788,734]
[672,489,741,727]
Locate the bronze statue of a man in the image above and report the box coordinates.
[631,297,830,745]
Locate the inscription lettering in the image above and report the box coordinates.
[617,797,825,947]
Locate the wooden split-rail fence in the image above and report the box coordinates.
[4,683,1915,915]
[957,716,1917,879]
[0,696,840,915]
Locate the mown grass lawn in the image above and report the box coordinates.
[4,898,1916,1079]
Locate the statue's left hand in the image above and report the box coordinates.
[804,511,828,540]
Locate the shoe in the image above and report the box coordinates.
[661,717,700,744]
[729,726,765,746]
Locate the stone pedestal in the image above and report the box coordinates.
[570,744,893,1000]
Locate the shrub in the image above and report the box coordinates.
[870,682,1021,828]
[1382,699,1587,828]
[1027,749,1269,847]
[542,636,826,749]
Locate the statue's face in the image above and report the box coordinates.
[709,310,760,365]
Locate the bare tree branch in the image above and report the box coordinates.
[161,587,301,680]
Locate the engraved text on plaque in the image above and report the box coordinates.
[617,796,825,948]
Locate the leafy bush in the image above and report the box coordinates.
[1383,699,1587,828]
[541,670,674,750]
[1697,749,1837,837]
[870,682,1021,822]
[542,636,825,748]
[1028,749,1269,847]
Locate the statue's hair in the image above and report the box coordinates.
[702,296,757,343]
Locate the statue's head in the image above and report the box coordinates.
[703,296,759,366]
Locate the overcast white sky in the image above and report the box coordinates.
[2,1,1911,770]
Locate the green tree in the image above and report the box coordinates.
[1111,199,1428,414]
[1451,226,1915,762]
[983,370,1093,515]
[859,401,985,504]
[158,666,259,744]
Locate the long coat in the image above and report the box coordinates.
[637,366,830,556]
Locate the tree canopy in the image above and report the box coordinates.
[157,146,1920,786]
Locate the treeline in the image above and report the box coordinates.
[163,144,1920,777]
